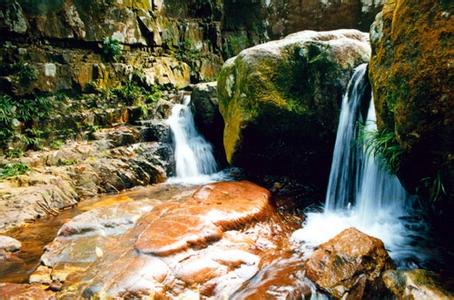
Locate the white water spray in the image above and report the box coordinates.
[166,95,223,184]
[293,64,426,265]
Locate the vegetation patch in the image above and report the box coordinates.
[102,37,122,61]
[0,162,30,180]
[361,125,405,174]
[13,61,38,86]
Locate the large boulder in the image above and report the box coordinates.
[218,30,370,183]
[305,228,394,299]
[383,269,453,300]
[369,0,454,200]
[31,181,309,298]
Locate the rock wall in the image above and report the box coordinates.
[369,0,453,200]
[0,0,225,96]
[0,0,384,96]
[266,0,384,39]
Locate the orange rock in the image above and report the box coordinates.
[0,283,55,300]
[134,181,271,256]
[33,181,305,298]
[305,227,394,299]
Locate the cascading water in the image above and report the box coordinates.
[293,64,427,265]
[166,95,220,183]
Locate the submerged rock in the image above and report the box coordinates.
[383,269,454,300]
[369,0,454,199]
[32,181,305,298]
[305,227,394,299]
[218,29,370,183]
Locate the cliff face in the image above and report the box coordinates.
[369,0,453,200]
[0,0,226,95]
[266,0,384,39]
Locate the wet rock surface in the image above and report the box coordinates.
[28,181,308,298]
[305,227,394,299]
[0,283,55,299]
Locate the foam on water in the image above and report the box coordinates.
[166,94,226,185]
[292,64,428,266]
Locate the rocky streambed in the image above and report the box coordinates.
[1,180,453,299]
[0,181,310,298]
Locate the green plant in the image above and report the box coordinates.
[0,95,58,149]
[0,162,29,179]
[113,82,143,105]
[421,172,447,202]
[0,95,17,144]
[50,139,65,150]
[13,62,38,86]
[58,159,78,166]
[102,37,122,61]
[21,128,45,150]
[113,82,162,106]
[5,148,24,158]
[145,84,163,103]
[176,40,203,63]
[361,124,405,174]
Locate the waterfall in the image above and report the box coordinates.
[166,95,219,182]
[293,64,427,265]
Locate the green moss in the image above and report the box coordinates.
[58,159,78,166]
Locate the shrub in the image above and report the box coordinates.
[0,95,58,150]
[102,37,122,61]
[0,162,29,179]
[14,62,38,86]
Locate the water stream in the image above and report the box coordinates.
[166,94,230,184]
[293,64,427,266]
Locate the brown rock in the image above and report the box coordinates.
[0,283,55,300]
[33,181,302,298]
[369,0,454,198]
[134,181,271,255]
[305,227,394,299]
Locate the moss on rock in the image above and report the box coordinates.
[369,0,454,200]
[218,30,370,182]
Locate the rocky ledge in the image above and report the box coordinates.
[13,181,310,299]
[0,123,173,231]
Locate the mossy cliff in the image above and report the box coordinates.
[369,0,454,200]
[218,30,370,183]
